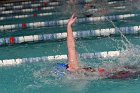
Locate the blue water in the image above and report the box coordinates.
[0,36,140,93]
[1,0,140,93]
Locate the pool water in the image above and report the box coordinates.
[0,36,140,93]
[0,0,140,93]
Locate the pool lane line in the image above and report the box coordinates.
[0,14,140,31]
[0,0,134,12]
[0,6,56,15]
[0,12,60,21]
[0,0,126,7]
[0,0,49,7]
[0,11,139,21]
[0,1,127,12]
[1,1,33,6]
[0,50,120,66]
[0,2,60,11]
[0,3,130,16]
[0,25,139,46]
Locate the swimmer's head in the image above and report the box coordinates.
[57,63,68,69]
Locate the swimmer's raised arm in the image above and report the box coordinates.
[67,14,79,71]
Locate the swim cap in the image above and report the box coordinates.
[57,63,67,68]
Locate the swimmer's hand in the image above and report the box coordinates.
[67,13,77,26]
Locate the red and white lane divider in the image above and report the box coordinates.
[0,14,139,31]
[0,50,120,66]
[0,11,139,21]
[0,25,139,45]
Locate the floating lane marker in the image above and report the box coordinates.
[0,25,139,45]
[0,2,60,11]
[0,12,59,20]
[1,1,32,7]
[114,6,126,9]
[0,12,139,21]
[0,6,55,15]
[0,51,120,66]
[108,1,126,4]
[0,14,140,31]
[2,1,32,6]
[1,0,50,7]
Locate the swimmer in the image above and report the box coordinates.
[59,13,140,79]
[66,13,107,74]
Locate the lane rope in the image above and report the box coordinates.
[0,6,55,15]
[0,11,139,21]
[0,2,59,11]
[0,50,120,66]
[0,12,60,20]
[0,14,139,31]
[1,0,49,6]
[0,25,139,45]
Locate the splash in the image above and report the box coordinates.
[105,11,140,66]
[118,44,140,66]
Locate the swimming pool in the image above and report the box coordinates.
[0,0,140,93]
